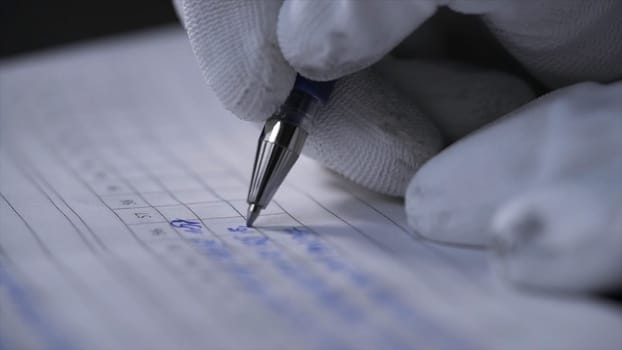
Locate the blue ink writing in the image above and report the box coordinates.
[170,219,203,234]
[227,225,249,233]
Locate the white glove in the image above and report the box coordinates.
[407,81,622,292]
[175,0,533,195]
[177,0,622,293]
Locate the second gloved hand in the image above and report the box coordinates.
[407,82,622,292]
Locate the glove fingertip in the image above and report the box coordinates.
[277,0,437,81]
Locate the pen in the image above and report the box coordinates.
[246,75,335,226]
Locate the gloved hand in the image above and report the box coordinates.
[176,0,622,293]
[174,0,533,195]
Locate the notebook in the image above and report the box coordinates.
[1,27,620,350]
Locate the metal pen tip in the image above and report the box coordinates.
[246,203,261,227]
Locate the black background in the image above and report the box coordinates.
[1,0,178,58]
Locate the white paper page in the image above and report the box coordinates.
[1,27,620,350]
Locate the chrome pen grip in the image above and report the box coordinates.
[245,76,335,226]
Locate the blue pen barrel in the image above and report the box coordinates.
[276,75,335,127]
[293,75,335,105]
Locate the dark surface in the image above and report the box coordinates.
[1,0,178,58]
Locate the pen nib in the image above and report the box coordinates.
[246,204,261,227]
